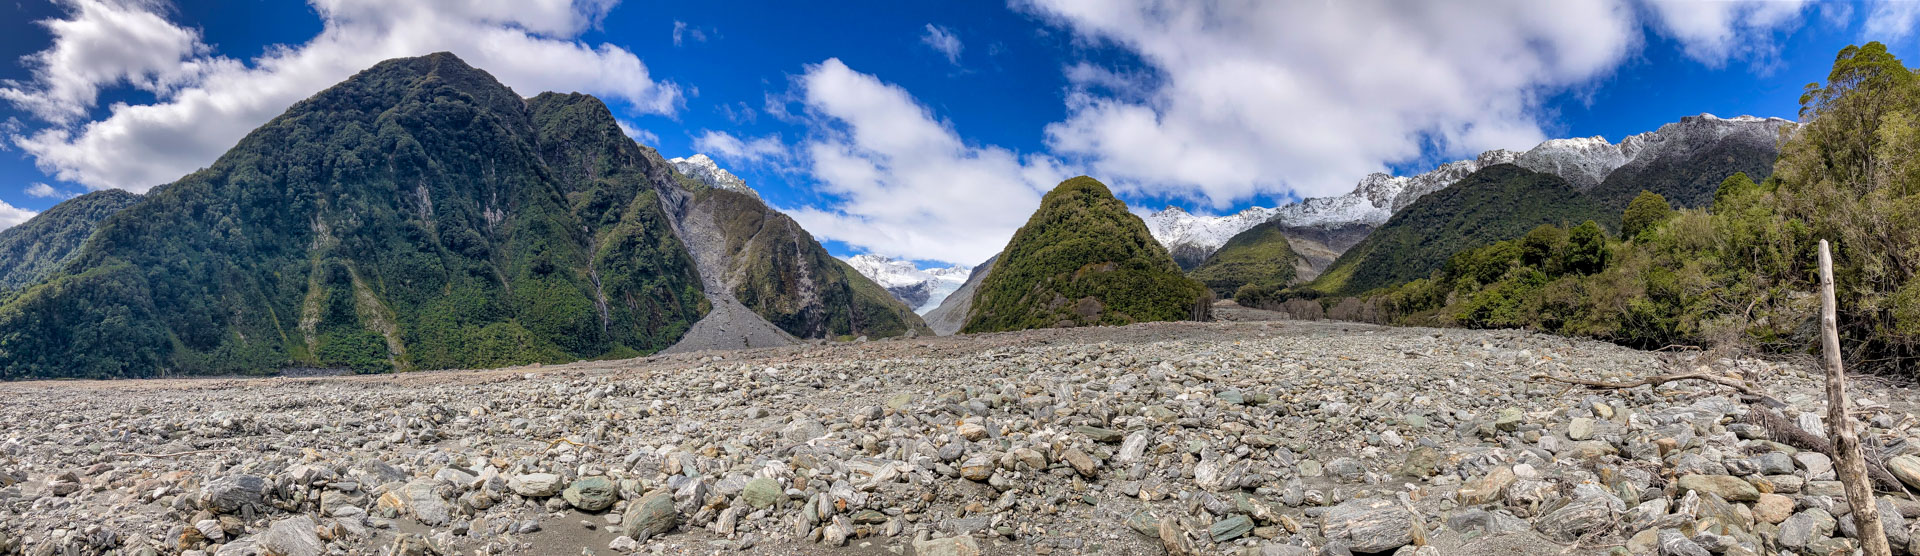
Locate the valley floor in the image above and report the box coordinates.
[5,308,1919,555]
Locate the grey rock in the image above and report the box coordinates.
[1321,498,1413,553]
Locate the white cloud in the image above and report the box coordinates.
[6,0,681,193]
[1015,0,1642,208]
[672,20,708,46]
[0,201,37,231]
[616,120,659,146]
[920,24,964,65]
[0,0,210,125]
[783,59,1071,265]
[1643,0,1812,66]
[692,130,789,164]
[24,183,74,199]
[1864,0,1920,40]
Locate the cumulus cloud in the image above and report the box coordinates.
[783,59,1070,265]
[0,0,210,125]
[1643,0,1812,66]
[1017,0,1643,207]
[5,0,681,193]
[1864,0,1920,40]
[24,183,74,199]
[692,130,789,165]
[920,24,964,65]
[0,201,36,231]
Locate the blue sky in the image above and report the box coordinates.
[0,1,1917,267]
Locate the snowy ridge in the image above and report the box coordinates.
[1142,114,1793,261]
[841,254,971,314]
[668,154,759,198]
[1139,206,1283,258]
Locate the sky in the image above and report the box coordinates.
[0,0,1917,268]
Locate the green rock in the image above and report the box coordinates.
[851,510,888,524]
[1125,511,1160,536]
[1143,405,1177,422]
[741,477,782,509]
[560,476,616,512]
[1209,514,1254,542]
[622,491,677,540]
[1216,390,1245,405]
[1494,408,1523,432]
[1675,474,1759,502]
[885,393,913,411]
[1076,425,1125,443]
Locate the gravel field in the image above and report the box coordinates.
[6,304,1920,556]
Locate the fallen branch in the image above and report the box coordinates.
[1528,371,1775,404]
[113,449,232,459]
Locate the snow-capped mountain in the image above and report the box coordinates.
[668,154,760,198]
[1142,114,1792,263]
[841,254,972,314]
[1140,206,1283,269]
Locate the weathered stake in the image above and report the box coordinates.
[1821,239,1891,556]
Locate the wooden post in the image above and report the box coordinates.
[1821,239,1891,556]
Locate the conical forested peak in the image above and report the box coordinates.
[962,176,1209,333]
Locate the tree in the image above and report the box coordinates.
[1520,224,1568,271]
[1563,221,1609,275]
[1621,191,1674,238]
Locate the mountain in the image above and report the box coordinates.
[1140,114,1792,271]
[1187,223,1302,298]
[1307,165,1609,296]
[0,190,141,290]
[923,255,996,336]
[840,254,971,314]
[667,154,760,199]
[662,185,931,342]
[1139,206,1282,269]
[0,53,924,379]
[963,177,1209,333]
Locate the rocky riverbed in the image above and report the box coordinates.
[7,308,1920,556]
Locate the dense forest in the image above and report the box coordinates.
[0,190,141,290]
[964,176,1210,333]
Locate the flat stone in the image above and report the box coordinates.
[1778,508,1835,549]
[510,473,564,498]
[912,536,982,556]
[1321,498,1413,553]
[201,475,266,514]
[1889,455,1920,492]
[1210,514,1254,542]
[1674,474,1758,502]
[1753,493,1793,524]
[258,515,324,556]
[1534,493,1617,542]
[1568,417,1596,440]
[1063,447,1098,477]
[1076,425,1124,443]
[562,476,617,512]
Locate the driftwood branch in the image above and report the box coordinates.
[1820,239,1891,556]
[113,449,232,459]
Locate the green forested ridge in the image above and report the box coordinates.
[0,190,141,290]
[696,188,930,339]
[964,176,1209,333]
[1293,43,1920,374]
[0,53,708,379]
[1187,223,1298,298]
[1294,165,1611,298]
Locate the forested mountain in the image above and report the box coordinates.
[963,177,1209,333]
[1187,223,1301,298]
[0,53,923,379]
[0,190,140,290]
[1300,165,1610,297]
